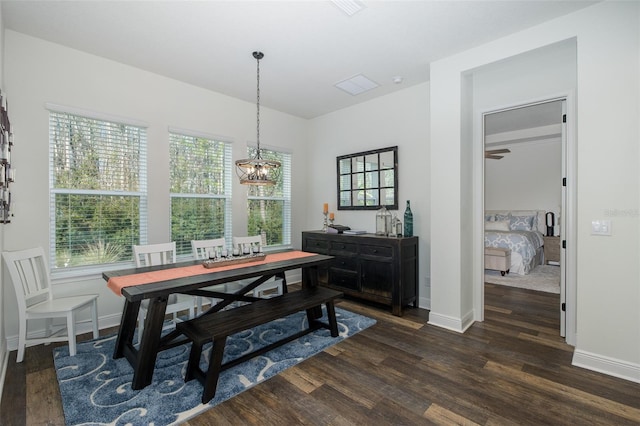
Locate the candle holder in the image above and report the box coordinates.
[322,211,329,232]
[329,217,334,227]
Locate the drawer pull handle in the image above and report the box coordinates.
[373,249,378,253]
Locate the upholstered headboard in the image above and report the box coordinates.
[485,210,546,234]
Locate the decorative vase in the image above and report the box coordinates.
[403,200,413,237]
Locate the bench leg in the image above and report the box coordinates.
[202,336,227,404]
[326,301,339,337]
[305,302,340,338]
[185,341,204,382]
[276,272,288,294]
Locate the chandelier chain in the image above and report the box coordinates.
[256,53,261,156]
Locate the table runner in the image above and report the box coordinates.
[107,251,317,296]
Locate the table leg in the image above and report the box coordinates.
[113,299,140,359]
[303,265,323,319]
[131,296,168,390]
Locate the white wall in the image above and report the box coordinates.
[476,38,574,219]
[0,1,7,399]
[430,1,639,382]
[2,30,310,345]
[308,83,431,307]
[485,139,562,215]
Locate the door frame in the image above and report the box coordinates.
[473,92,576,346]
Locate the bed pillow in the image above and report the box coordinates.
[485,220,510,232]
[510,215,535,231]
[495,213,510,222]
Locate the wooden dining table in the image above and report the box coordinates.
[103,250,333,390]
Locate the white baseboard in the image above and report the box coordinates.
[572,349,640,384]
[428,310,475,333]
[419,295,431,310]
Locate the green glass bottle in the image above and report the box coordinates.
[403,200,413,237]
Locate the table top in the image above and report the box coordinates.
[103,250,333,302]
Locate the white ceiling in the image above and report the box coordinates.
[2,1,595,119]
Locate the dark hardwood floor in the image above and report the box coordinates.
[2,283,639,425]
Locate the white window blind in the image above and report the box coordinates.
[49,110,147,270]
[247,147,291,247]
[169,132,232,255]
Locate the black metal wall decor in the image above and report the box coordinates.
[0,91,13,223]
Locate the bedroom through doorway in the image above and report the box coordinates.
[482,99,567,336]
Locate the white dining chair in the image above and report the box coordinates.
[133,242,196,343]
[2,247,99,362]
[191,238,230,314]
[232,235,287,298]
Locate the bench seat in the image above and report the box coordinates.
[177,286,343,403]
[485,246,511,276]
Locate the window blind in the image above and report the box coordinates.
[169,132,232,255]
[48,110,147,270]
[247,147,291,247]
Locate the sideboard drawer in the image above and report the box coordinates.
[360,244,393,259]
[304,237,329,254]
[329,241,358,255]
[331,256,358,272]
[329,269,359,292]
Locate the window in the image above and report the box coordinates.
[247,147,291,247]
[49,109,147,270]
[170,131,232,255]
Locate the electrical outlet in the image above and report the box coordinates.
[591,219,612,236]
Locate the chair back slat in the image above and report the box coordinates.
[232,235,264,255]
[133,242,176,267]
[191,238,227,259]
[3,247,53,311]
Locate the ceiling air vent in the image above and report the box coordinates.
[334,74,379,96]
[332,0,365,16]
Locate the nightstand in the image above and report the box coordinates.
[543,236,561,264]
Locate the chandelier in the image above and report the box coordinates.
[235,51,281,186]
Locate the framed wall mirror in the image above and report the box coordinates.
[337,146,398,210]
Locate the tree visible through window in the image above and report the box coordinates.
[247,147,291,247]
[170,132,232,255]
[49,110,146,269]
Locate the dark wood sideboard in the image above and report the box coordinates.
[302,231,418,316]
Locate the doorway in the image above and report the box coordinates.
[478,97,576,345]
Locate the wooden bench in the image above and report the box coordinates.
[177,286,343,403]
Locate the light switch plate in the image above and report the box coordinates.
[591,219,612,236]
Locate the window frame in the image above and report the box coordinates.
[47,104,148,277]
[168,128,233,257]
[336,146,398,210]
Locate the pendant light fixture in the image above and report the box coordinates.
[235,51,281,186]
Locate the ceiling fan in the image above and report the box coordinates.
[485,148,511,160]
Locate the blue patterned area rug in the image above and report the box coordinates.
[53,307,375,425]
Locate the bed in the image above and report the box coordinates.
[484,210,545,275]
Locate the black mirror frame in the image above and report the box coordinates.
[336,146,398,211]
